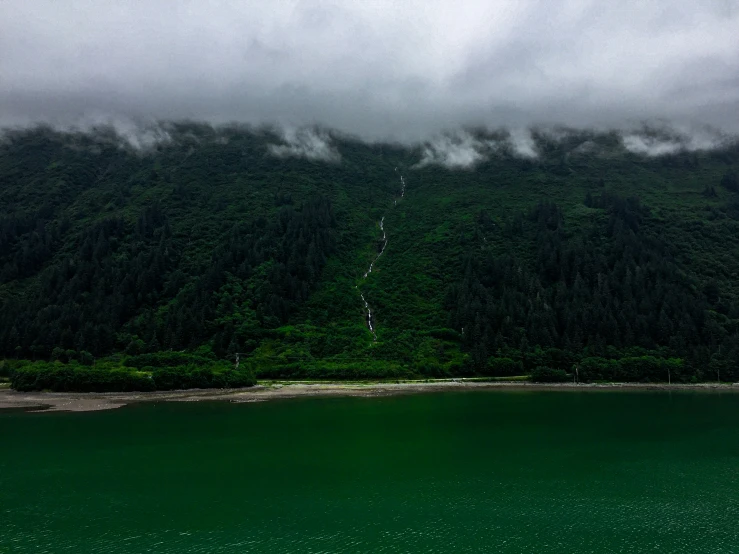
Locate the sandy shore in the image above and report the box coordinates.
[1,380,737,413]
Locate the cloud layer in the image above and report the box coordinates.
[412,123,736,168]
[415,129,539,168]
[1,1,738,140]
[620,123,731,156]
[268,127,341,162]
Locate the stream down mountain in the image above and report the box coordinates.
[357,171,406,340]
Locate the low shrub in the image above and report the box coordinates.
[151,365,256,390]
[124,352,215,369]
[486,357,524,377]
[10,363,155,392]
[10,362,255,392]
[530,366,571,383]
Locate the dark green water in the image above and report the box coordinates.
[2,390,739,553]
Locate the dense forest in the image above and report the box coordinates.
[448,194,739,381]
[1,123,738,389]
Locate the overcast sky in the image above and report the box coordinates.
[1,0,738,140]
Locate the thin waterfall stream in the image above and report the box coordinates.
[356,169,406,340]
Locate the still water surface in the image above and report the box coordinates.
[2,390,739,553]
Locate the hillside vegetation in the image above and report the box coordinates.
[2,123,739,388]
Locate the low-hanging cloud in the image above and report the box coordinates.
[1,113,173,151]
[1,1,739,140]
[74,114,172,151]
[268,127,341,162]
[508,129,538,159]
[620,123,730,156]
[415,128,539,169]
[415,132,487,169]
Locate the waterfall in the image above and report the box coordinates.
[358,172,406,340]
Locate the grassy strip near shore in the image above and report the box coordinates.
[0,353,708,393]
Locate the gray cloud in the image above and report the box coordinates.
[1,1,738,140]
[0,113,174,152]
[415,132,488,169]
[620,123,730,156]
[72,114,172,151]
[415,128,539,169]
[412,122,736,169]
[268,127,340,162]
[508,129,538,159]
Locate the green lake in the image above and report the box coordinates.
[2,390,739,553]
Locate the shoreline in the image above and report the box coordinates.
[1,380,738,413]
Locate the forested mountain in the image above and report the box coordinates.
[2,123,739,387]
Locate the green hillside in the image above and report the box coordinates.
[2,123,739,387]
